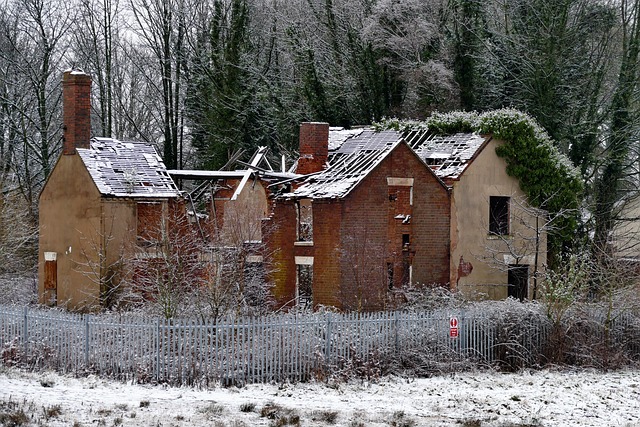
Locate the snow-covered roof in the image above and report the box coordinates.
[407,132,488,179]
[77,137,180,198]
[278,128,488,200]
[280,129,403,199]
[328,127,364,151]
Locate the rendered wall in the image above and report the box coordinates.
[612,196,640,259]
[210,179,269,245]
[101,199,136,304]
[38,154,102,310]
[450,138,547,300]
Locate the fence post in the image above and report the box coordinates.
[394,311,399,352]
[324,313,332,369]
[155,320,161,382]
[84,315,90,367]
[22,306,28,359]
[460,309,467,359]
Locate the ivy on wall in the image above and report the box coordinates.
[378,109,584,256]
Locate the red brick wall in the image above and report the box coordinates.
[136,202,163,244]
[296,123,329,175]
[311,199,343,308]
[411,169,451,286]
[269,142,451,312]
[262,200,297,309]
[333,142,450,311]
[62,71,92,155]
[387,184,413,288]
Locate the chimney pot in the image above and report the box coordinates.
[62,70,92,155]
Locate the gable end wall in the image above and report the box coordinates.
[330,143,450,311]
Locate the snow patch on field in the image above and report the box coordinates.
[1,367,639,426]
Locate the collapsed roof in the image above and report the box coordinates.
[407,132,489,180]
[279,129,404,199]
[77,138,180,198]
[168,146,299,202]
[279,128,489,200]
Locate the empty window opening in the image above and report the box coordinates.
[296,200,313,241]
[297,265,313,307]
[489,196,510,235]
[508,264,529,301]
[402,234,410,249]
[387,262,394,290]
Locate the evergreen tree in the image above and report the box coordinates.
[186,0,252,169]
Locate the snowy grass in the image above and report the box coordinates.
[1,365,640,426]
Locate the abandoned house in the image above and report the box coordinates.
[408,131,547,300]
[38,71,181,310]
[265,123,547,310]
[39,71,546,312]
[266,123,452,311]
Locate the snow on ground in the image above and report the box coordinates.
[1,367,640,426]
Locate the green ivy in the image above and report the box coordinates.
[378,109,583,257]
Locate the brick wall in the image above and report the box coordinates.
[262,200,297,309]
[311,199,343,308]
[270,142,451,312]
[62,71,92,155]
[407,152,451,286]
[296,123,329,175]
[387,184,413,288]
[334,142,451,311]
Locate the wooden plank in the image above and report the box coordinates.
[44,260,57,290]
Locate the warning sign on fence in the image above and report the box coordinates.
[449,316,459,339]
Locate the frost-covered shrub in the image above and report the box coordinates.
[481,299,550,371]
[426,111,479,134]
[394,284,465,311]
[0,274,37,305]
[329,346,383,382]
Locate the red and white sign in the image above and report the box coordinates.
[449,316,459,338]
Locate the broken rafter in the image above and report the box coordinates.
[230,146,269,201]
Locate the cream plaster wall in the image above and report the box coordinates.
[612,195,640,259]
[450,139,547,300]
[101,200,136,296]
[221,180,269,245]
[38,154,102,310]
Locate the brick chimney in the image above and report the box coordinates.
[62,70,92,155]
[296,122,329,175]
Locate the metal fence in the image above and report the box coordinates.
[0,305,637,385]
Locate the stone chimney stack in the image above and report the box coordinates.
[296,122,329,175]
[62,70,92,155]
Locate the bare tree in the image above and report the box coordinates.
[362,0,457,116]
[0,187,38,274]
[0,0,73,229]
[71,0,123,137]
[192,191,274,321]
[117,197,273,320]
[127,0,191,169]
[74,214,131,311]
[481,193,577,300]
